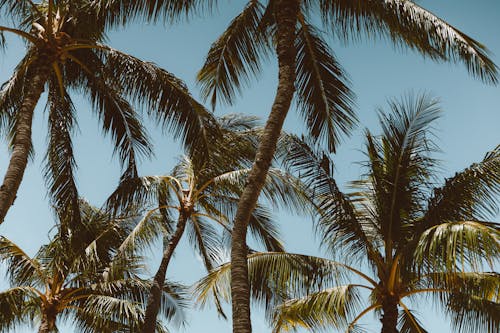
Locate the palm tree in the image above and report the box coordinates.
[0,200,187,332]
[0,0,215,226]
[194,3,499,331]
[194,94,500,333]
[106,114,308,333]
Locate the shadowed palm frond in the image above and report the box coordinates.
[295,18,356,152]
[102,48,218,157]
[197,0,270,109]
[44,78,81,232]
[397,307,428,333]
[320,0,498,83]
[0,237,45,287]
[424,145,500,225]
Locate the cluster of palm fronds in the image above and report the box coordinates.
[0,1,498,333]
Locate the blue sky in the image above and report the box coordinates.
[0,0,499,332]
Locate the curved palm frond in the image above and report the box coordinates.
[295,17,356,152]
[414,221,500,271]
[44,78,81,231]
[102,48,218,157]
[197,0,270,109]
[424,145,500,225]
[272,284,365,333]
[0,237,45,287]
[0,286,40,332]
[397,307,428,333]
[320,0,498,83]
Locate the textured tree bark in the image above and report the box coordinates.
[38,311,57,333]
[142,214,188,333]
[380,296,399,333]
[0,65,49,224]
[230,1,299,332]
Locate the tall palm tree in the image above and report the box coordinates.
[106,114,309,333]
[0,200,187,332]
[0,0,215,226]
[194,94,500,333]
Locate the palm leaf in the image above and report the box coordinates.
[320,0,498,83]
[397,308,428,333]
[197,0,270,109]
[273,284,364,332]
[295,18,356,152]
[0,236,45,286]
[44,78,81,232]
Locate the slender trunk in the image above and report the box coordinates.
[38,311,56,333]
[380,296,399,333]
[143,214,188,333]
[230,2,299,333]
[0,64,49,224]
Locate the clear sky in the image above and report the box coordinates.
[0,0,499,332]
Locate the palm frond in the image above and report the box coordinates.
[0,236,45,286]
[0,286,40,332]
[197,0,270,109]
[247,205,284,252]
[44,78,81,231]
[102,48,218,157]
[414,220,500,271]
[273,284,364,332]
[187,215,222,271]
[424,145,500,224]
[397,308,428,333]
[320,0,498,83]
[295,18,356,152]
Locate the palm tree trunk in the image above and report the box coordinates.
[38,311,56,333]
[143,214,188,333]
[230,1,299,332]
[0,65,49,224]
[380,296,399,333]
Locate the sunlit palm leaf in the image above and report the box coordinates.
[273,284,364,332]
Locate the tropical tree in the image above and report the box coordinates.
[0,200,187,332]
[195,95,500,333]
[106,114,309,333]
[194,2,500,331]
[0,0,215,226]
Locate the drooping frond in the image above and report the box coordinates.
[320,0,498,83]
[90,0,215,26]
[187,215,222,271]
[247,205,284,252]
[0,286,40,332]
[0,237,45,287]
[424,145,500,224]
[74,50,153,180]
[44,78,81,231]
[413,220,500,271]
[295,18,356,152]
[197,0,270,109]
[397,308,428,333]
[281,135,382,266]
[194,252,365,316]
[272,284,365,332]
[102,48,218,157]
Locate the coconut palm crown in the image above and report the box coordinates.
[106,114,309,332]
[0,200,187,333]
[195,94,500,333]
[0,0,216,226]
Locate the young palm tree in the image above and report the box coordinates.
[106,114,308,333]
[194,95,500,333]
[0,0,215,226]
[0,200,187,332]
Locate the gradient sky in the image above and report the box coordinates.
[0,0,499,332]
